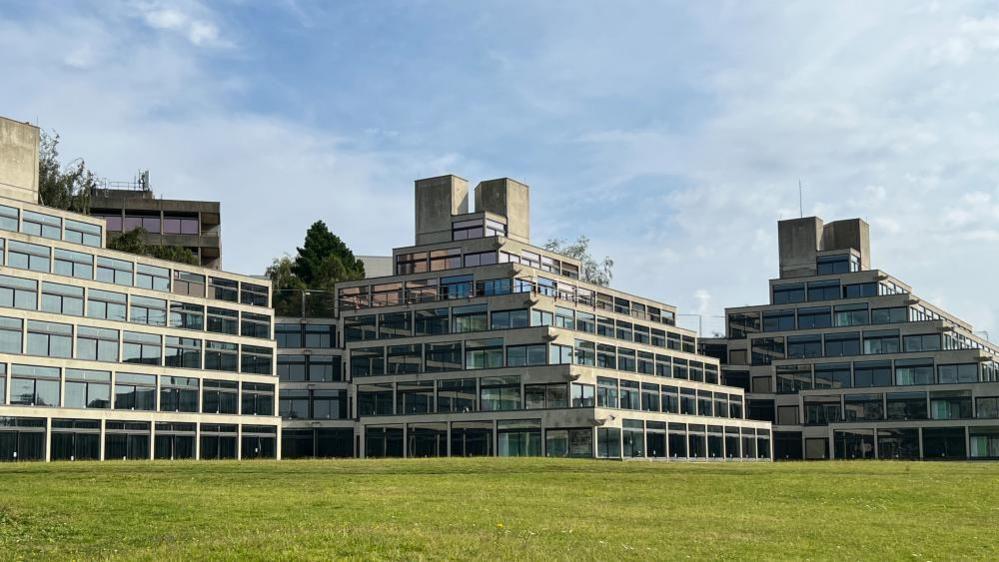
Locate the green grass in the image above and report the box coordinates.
[0,459,997,561]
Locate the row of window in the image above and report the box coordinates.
[343,305,695,352]
[776,391,999,426]
[275,323,336,348]
[745,331,991,366]
[773,426,996,460]
[0,275,271,338]
[0,316,272,374]
[91,211,201,236]
[771,279,906,306]
[339,273,677,326]
[0,364,273,414]
[0,417,277,461]
[729,304,911,338]
[393,246,582,281]
[451,218,507,241]
[731,360,995,395]
[356,375,743,421]
[363,421,771,460]
[348,337,719,382]
[0,204,103,247]
[0,235,267,305]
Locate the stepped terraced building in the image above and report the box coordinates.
[0,116,278,461]
[276,175,773,459]
[703,217,999,460]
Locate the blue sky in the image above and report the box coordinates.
[2,1,999,336]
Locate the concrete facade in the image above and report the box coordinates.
[0,117,40,204]
[0,125,279,462]
[88,187,223,269]
[275,174,772,461]
[706,216,999,460]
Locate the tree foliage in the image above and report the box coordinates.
[291,221,365,288]
[107,228,199,265]
[544,235,614,287]
[268,221,365,316]
[38,130,96,212]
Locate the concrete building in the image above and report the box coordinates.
[0,117,279,461]
[89,180,223,270]
[275,174,772,460]
[705,217,999,460]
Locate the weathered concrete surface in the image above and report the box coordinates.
[0,116,40,204]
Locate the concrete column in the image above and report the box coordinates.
[236,424,242,460]
[195,424,201,460]
[148,423,156,460]
[275,424,282,460]
[918,427,924,460]
[402,424,408,459]
[44,417,51,462]
[99,420,106,461]
[965,425,971,460]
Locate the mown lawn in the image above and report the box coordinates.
[0,459,996,561]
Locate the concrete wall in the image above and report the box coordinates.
[358,255,393,278]
[778,217,823,279]
[474,178,530,243]
[823,218,871,270]
[414,175,468,245]
[0,116,40,204]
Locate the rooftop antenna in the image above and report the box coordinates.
[798,179,804,218]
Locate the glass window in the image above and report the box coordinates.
[886,391,928,420]
[170,302,205,331]
[241,345,273,375]
[806,280,841,302]
[386,344,422,374]
[40,282,83,316]
[464,338,503,369]
[54,249,93,279]
[86,289,127,321]
[241,282,269,306]
[930,391,972,420]
[854,361,892,387]
[136,264,170,291]
[206,307,239,335]
[844,283,878,299]
[414,308,450,336]
[0,275,37,310]
[160,376,199,412]
[202,379,239,414]
[0,204,19,231]
[96,257,133,286]
[490,309,529,330]
[0,316,23,353]
[895,359,934,385]
[597,377,619,408]
[903,334,941,353]
[8,240,51,272]
[26,320,73,358]
[824,332,860,357]
[173,271,206,298]
[787,335,822,358]
[437,379,476,413]
[834,303,869,327]
[130,296,167,326]
[64,369,112,409]
[242,382,275,415]
[763,310,795,332]
[843,393,883,421]
[452,304,487,333]
[772,283,805,305]
[241,312,271,339]
[21,210,61,239]
[76,326,118,362]
[165,336,202,369]
[937,363,979,384]
[378,311,410,339]
[122,331,161,365]
[205,341,238,372]
[816,254,853,275]
[863,330,900,355]
[114,373,157,411]
[797,307,832,329]
[507,344,548,367]
[10,364,61,406]
[481,375,521,411]
[425,342,462,372]
[305,324,336,347]
[872,307,908,324]
[814,363,852,389]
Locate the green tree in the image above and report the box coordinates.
[107,228,199,265]
[544,235,614,287]
[291,220,365,288]
[38,130,96,212]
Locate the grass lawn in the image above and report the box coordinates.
[0,459,997,561]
